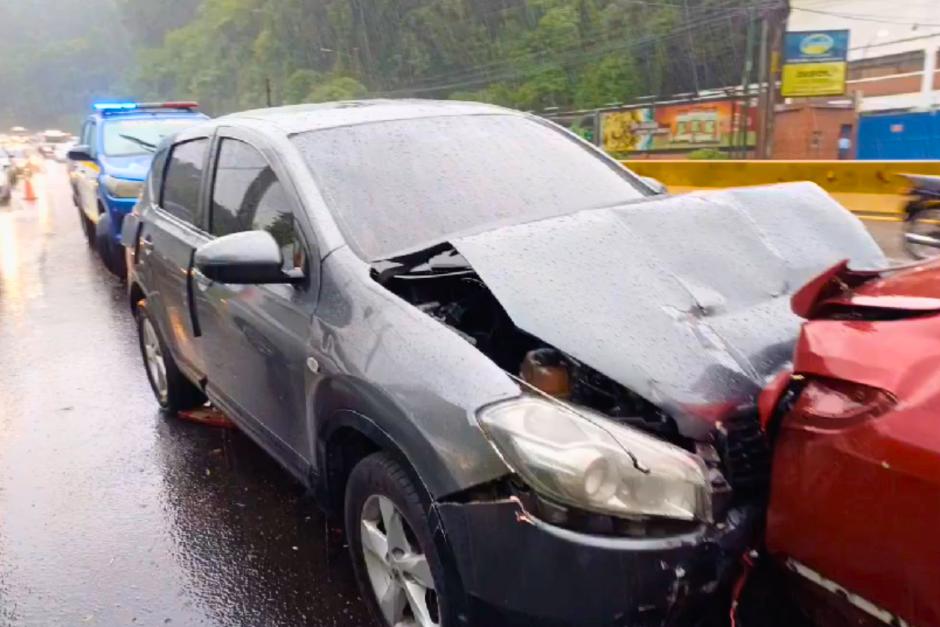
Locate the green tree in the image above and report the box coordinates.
[307,76,368,103]
[284,69,323,104]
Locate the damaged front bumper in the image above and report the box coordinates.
[437,498,758,626]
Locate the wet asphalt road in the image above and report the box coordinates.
[0,164,371,626]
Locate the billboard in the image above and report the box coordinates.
[781,30,850,97]
[601,101,756,153]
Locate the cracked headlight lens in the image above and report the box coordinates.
[102,174,143,199]
[477,396,711,521]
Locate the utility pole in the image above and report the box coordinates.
[758,1,789,159]
[682,0,701,95]
[736,8,757,158]
[265,78,273,107]
[756,16,770,158]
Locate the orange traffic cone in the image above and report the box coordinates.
[22,176,37,202]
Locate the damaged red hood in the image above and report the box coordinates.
[792,257,940,397]
[452,182,886,437]
[792,257,940,319]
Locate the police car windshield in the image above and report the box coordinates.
[102,118,199,157]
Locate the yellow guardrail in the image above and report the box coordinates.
[621,160,940,221]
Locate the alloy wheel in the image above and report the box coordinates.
[360,494,440,627]
[141,317,168,403]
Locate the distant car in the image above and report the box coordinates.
[122,100,885,627]
[38,129,70,158]
[760,258,940,627]
[68,101,208,277]
[8,146,28,180]
[0,148,11,203]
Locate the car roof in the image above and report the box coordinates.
[219,99,520,135]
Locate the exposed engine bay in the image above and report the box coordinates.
[374,247,678,437]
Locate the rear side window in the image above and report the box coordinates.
[161,138,208,225]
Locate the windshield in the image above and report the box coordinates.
[102,117,201,157]
[291,114,648,260]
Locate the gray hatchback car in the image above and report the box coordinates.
[122,100,885,627]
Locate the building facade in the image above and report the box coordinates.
[776,1,940,159]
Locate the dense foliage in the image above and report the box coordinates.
[0,0,765,127]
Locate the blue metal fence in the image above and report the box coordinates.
[858,111,940,160]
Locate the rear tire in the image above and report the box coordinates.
[136,299,205,414]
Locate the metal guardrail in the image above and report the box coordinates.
[621,160,940,221]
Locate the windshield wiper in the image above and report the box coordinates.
[118,134,157,152]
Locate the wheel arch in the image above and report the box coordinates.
[317,406,436,519]
[311,374,510,513]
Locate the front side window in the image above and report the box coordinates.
[161,139,209,225]
[102,117,202,157]
[211,138,302,270]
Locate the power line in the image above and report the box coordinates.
[387,0,766,88]
[380,0,779,96]
[792,7,940,28]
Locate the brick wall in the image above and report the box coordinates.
[772,106,858,160]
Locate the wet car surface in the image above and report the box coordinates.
[0,163,370,626]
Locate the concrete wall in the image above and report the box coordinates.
[621,159,940,219]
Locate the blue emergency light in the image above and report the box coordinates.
[92,101,199,114]
[93,102,138,112]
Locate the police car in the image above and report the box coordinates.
[69,102,208,277]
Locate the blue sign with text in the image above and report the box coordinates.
[784,30,850,64]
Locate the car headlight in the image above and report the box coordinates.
[477,396,712,522]
[102,174,143,199]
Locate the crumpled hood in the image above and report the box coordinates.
[98,154,152,181]
[453,182,886,436]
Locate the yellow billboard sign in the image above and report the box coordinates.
[781,62,847,97]
[781,30,849,97]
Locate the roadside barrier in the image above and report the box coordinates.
[621,160,940,221]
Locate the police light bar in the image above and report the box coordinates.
[93,101,199,113]
[93,102,137,111]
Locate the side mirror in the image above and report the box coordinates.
[67,144,94,162]
[194,231,300,285]
[640,176,668,195]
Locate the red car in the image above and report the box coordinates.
[759,258,940,627]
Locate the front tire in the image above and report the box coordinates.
[345,452,453,627]
[136,299,205,414]
[78,208,95,247]
[95,211,127,279]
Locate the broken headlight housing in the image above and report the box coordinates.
[477,397,712,522]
